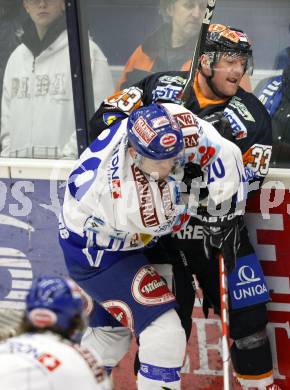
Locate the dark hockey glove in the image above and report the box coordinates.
[183,162,202,191]
[202,215,242,273]
[203,112,234,142]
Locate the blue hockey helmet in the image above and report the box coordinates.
[127,103,184,160]
[26,276,84,331]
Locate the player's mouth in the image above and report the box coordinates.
[227,77,238,85]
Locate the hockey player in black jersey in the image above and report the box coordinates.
[89,24,278,389]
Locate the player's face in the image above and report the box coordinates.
[211,54,247,97]
[23,0,65,31]
[169,0,203,43]
[140,156,177,180]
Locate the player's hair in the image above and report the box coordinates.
[18,313,84,340]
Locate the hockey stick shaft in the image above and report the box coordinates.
[181,0,217,104]
[179,250,202,303]
[218,254,231,390]
[179,250,197,291]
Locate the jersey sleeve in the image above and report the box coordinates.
[162,103,245,206]
[88,86,144,141]
[88,71,188,142]
[224,91,272,186]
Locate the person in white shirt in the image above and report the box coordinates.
[0,0,114,158]
[0,275,111,390]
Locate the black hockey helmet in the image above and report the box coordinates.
[202,24,253,75]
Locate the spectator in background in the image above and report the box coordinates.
[117,0,203,89]
[258,62,290,164]
[0,276,111,390]
[0,0,114,159]
[0,0,25,118]
[117,0,252,92]
[274,23,290,70]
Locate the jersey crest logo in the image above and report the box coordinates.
[158,75,187,86]
[103,112,124,126]
[132,265,175,305]
[229,96,255,122]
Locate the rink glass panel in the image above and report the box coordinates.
[0,0,290,165]
[81,0,290,167]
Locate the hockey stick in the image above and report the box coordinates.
[181,0,217,104]
[179,250,202,304]
[218,254,231,390]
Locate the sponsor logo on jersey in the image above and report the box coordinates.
[158,180,174,220]
[132,265,175,305]
[199,145,217,167]
[174,112,199,128]
[224,108,247,139]
[158,75,187,86]
[112,179,121,199]
[171,224,203,240]
[194,212,237,224]
[152,85,183,103]
[229,96,255,122]
[183,134,199,148]
[38,353,61,372]
[109,143,122,199]
[131,165,159,227]
[151,116,170,129]
[103,112,124,126]
[133,117,157,145]
[101,300,134,330]
[160,133,177,148]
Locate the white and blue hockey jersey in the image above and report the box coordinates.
[61,103,245,254]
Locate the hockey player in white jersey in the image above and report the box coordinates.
[0,276,111,390]
[59,102,246,389]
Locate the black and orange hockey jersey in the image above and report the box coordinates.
[90,70,272,183]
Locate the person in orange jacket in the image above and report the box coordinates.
[117,0,251,92]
